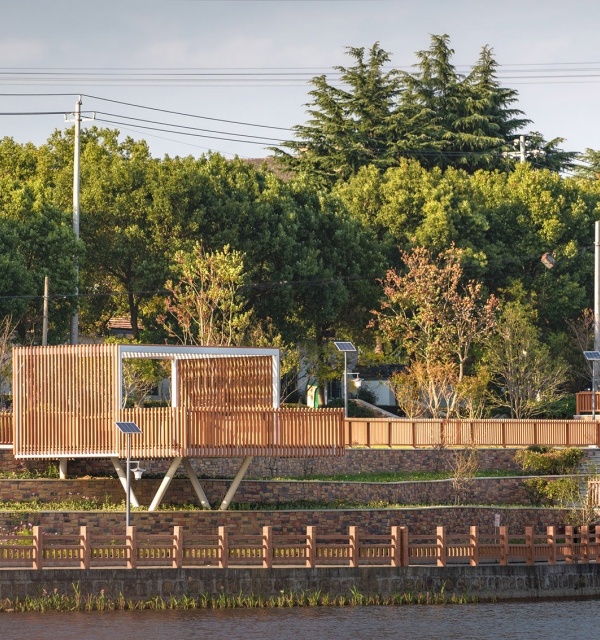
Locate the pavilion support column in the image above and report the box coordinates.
[182,458,211,510]
[219,456,253,511]
[111,456,140,508]
[148,457,182,512]
[58,459,68,480]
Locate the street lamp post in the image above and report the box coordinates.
[334,341,357,418]
[115,422,143,527]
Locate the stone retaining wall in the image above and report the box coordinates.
[1,564,599,602]
[0,507,568,537]
[0,475,543,508]
[0,447,521,477]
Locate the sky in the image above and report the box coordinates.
[2,0,600,161]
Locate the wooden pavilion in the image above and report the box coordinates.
[12,344,344,510]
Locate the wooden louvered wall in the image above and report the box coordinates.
[177,356,273,409]
[13,344,119,457]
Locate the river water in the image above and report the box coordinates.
[1,599,598,640]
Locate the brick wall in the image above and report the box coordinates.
[0,447,521,477]
[0,506,568,537]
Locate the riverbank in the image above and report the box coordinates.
[1,564,599,606]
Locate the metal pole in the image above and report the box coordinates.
[343,351,348,418]
[519,135,526,164]
[126,434,131,527]
[70,95,82,345]
[42,276,49,346]
[594,221,600,419]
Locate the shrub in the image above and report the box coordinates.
[515,447,584,475]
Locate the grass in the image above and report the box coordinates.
[0,583,476,612]
[273,469,518,482]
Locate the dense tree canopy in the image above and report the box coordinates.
[275,35,575,184]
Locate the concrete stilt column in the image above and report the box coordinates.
[148,457,182,512]
[219,456,253,511]
[182,458,211,510]
[59,459,68,479]
[111,456,140,508]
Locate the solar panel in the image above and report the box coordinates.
[334,341,356,352]
[115,421,142,434]
[584,351,600,361]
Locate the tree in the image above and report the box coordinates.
[160,243,252,347]
[0,316,16,409]
[274,43,403,184]
[484,302,568,418]
[373,246,497,417]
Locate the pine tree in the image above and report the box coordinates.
[273,43,403,184]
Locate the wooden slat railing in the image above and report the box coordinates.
[0,411,11,445]
[4,524,600,570]
[576,392,600,415]
[345,417,600,448]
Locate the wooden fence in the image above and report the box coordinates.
[576,392,600,415]
[0,412,10,445]
[346,417,600,448]
[1,525,599,570]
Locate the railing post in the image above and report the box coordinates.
[437,526,446,567]
[581,525,589,564]
[349,526,358,567]
[262,526,273,568]
[501,422,506,448]
[388,421,393,448]
[412,421,417,448]
[391,526,400,567]
[525,526,534,566]
[499,526,508,566]
[470,526,479,567]
[218,526,228,568]
[595,526,600,563]
[547,526,556,566]
[366,423,371,449]
[173,526,183,569]
[565,526,574,564]
[306,526,316,568]
[80,525,90,569]
[126,525,136,569]
[32,525,42,570]
[400,526,409,567]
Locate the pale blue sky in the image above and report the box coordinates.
[1,0,599,160]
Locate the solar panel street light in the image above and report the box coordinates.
[116,421,142,527]
[334,341,356,417]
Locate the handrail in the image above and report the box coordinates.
[2,524,596,571]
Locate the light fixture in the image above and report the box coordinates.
[334,341,357,417]
[131,462,145,480]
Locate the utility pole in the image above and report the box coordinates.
[503,134,544,165]
[42,276,49,347]
[69,96,82,345]
[594,221,600,418]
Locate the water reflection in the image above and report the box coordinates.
[1,599,599,640]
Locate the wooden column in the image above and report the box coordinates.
[565,526,574,564]
[547,526,556,566]
[499,526,508,566]
[32,526,42,570]
[391,526,401,567]
[525,526,534,566]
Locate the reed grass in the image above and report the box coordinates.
[0,582,476,613]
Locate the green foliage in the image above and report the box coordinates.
[523,477,579,506]
[515,446,584,475]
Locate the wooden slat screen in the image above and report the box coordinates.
[178,356,273,408]
[13,344,118,457]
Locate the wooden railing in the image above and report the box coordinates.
[13,407,345,459]
[576,392,600,415]
[2,525,598,570]
[346,418,600,448]
[0,412,11,445]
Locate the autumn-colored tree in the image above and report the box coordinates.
[373,246,498,417]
